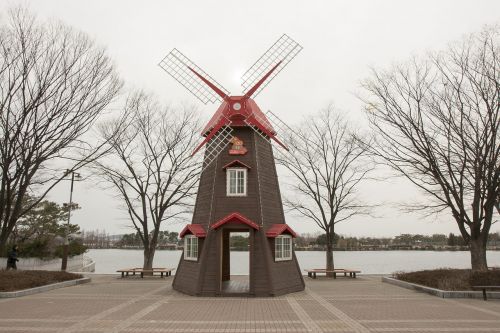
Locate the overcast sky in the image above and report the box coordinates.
[2,0,499,237]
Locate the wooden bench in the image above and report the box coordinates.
[117,268,138,278]
[137,268,174,278]
[471,286,500,301]
[304,268,361,279]
[117,267,174,278]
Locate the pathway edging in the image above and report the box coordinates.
[382,276,500,299]
[0,277,90,298]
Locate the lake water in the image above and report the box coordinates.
[87,249,500,274]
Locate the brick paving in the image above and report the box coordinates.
[0,275,499,332]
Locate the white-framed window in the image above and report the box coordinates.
[275,235,292,261]
[226,168,247,196]
[184,235,198,261]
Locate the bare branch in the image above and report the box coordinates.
[0,7,122,251]
[360,25,499,271]
[277,106,375,270]
[92,90,201,269]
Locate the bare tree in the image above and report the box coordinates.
[0,7,122,252]
[361,26,499,272]
[277,107,374,273]
[94,91,201,270]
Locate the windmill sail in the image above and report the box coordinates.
[244,110,290,148]
[241,34,303,98]
[201,125,234,172]
[159,49,230,104]
[245,109,322,159]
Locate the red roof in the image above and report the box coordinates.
[201,99,275,135]
[179,224,207,238]
[266,224,297,238]
[211,212,260,230]
[222,160,251,170]
[245,99,275,134]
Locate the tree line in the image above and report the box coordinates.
[80,230,180,249]
[79,230,500,252]
[294,232,500,251]
[221,232,500,251]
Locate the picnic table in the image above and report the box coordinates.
[117,267,175,278]
[304,268,361,279]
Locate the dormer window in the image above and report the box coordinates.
[227,168,247,196]
[179,224,206,262]
[275,235,292,261]
[184,235,198,261]
[223,160,250,197]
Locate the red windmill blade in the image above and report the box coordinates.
[158,34,303,171]
[158,48,235,169]
[199,34,303,152]
[158,48,230,105]
[195,59,290,157]
[241,34,303,99]
[240,34,302,150]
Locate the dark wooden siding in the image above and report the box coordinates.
[199,231,220,294]
[173,126,304,297]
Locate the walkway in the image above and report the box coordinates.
[0,275,499,332]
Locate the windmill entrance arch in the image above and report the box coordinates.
[220,229,251,294]
[213,211,259,295]
[160,35,305,297]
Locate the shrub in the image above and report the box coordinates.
[7,238,86,260]
[394,269,500,290]
[54,239,88,258]
[0,270,82,292]
[469,271,500,286]
[16,238,53,259]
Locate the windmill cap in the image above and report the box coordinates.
[201,97,276,136]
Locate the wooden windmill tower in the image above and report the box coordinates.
[159,34,304,296]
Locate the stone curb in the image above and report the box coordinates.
[382,276,500,299]
[0,277,91,298]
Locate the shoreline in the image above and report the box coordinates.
[84,248,500,251]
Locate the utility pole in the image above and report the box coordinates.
[61,170,81,271]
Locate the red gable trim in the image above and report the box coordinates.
[179,224,207,238]
[211,212,260,230]
[222,160,251,170]
[266,224,297,238]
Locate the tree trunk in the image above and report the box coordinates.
[143,246,156,274]
[469,237,488,272]
[326,231,335,277]
[0,232,9,256]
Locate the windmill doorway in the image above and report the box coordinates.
[221,229,251,295]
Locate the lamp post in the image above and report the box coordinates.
[61,170,81,271]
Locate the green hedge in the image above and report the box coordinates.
[10,239,87,259]
[54,240,88,258]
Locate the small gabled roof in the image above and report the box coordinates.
[266,224,297,238]
[222,160,251,170]
[211,212,260,230]
[179,224,207,238]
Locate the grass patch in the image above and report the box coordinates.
[0,270,82,292]
[393,268,500,291]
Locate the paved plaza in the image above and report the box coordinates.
[0,274,499,332]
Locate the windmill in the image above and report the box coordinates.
[159,34,304,297]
